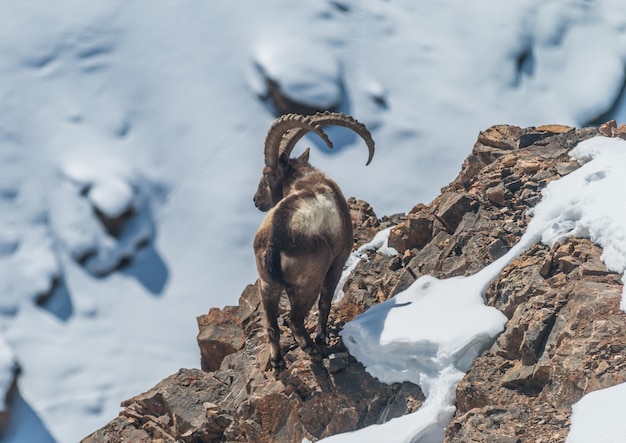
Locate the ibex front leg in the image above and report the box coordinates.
[258,280,285,370]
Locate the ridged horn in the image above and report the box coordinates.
[263,114,333,168]
[278,111,375,166]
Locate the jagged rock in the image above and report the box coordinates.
[447,239,626,442]
[388,209,442,253]
[82,200,425,442]
[83,122,626,443]
[347,197,381,248]
[197,306,245,372]
[433,192,477,233]
[84,305,424,442]
[599,119,617,136]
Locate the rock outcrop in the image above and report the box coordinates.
[83,121,626,442]
[83,279,424,443]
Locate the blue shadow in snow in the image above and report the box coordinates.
[2,389,57,443]
[39,278,73,323]
[345,296,412,351]
[120,244,169,296]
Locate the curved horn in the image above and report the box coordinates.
[278,111,375,166]
[264,114,333,168]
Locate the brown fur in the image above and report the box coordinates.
[254,156,352,369]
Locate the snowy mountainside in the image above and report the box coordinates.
[1,1,626,442]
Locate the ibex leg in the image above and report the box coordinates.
[258,280,284,370]
[315,257,345,346]
[285,286,322,361]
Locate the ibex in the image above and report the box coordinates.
[253,112,375,370]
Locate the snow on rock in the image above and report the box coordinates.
[529,136,626,298]
[341,273,507,388]
[334,227,397,302]
[333,243,521,441]
[0,226,60,315]
[50,157,155,277]
[87,178,134,220]
[60,157,136,219]
[250,38,344,112]
[567,383,626,443]
[326,135,626,442]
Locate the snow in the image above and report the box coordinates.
[323,136,626,442]
[567,383,626,443]
[250,38,344,110]
[334,227,398,302]
[531,137,626,277]
[1,1,626,442]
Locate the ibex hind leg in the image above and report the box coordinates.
[315,256,346,347]
[285,286,323,362]
[258,280,285,371]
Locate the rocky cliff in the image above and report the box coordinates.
[82,121,626,442]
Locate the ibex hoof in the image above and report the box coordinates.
[303,345,323,362]
[314,332,327,346]
[270,357,286,372]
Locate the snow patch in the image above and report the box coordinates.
[51,156,157,277]
[250,38,344,110]
[334,227,397,302]
[567,383,626,443]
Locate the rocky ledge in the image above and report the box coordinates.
[83,121,626,442]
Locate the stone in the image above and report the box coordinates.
[535,124,574,134]
[348,197,381,248]
[476,125,522,150]
[485,186,506,206]
[599,120,617,137]
[434,192,477,233]
[616,123,626,140]
[197,306,245,372]
[388,210,439,252]
[447,238,626,442]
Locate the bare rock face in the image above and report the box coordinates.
[83,274,424,443]
[197,306,245,372]
[83,122,626,443]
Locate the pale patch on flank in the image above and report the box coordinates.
[291,192,341,237]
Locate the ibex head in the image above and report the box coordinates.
[253,112,375,212]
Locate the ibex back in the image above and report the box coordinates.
[253,112,375,370]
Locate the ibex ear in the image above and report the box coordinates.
[298,148,310,163]
[278,152,289,171]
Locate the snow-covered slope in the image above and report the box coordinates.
[1,1,626,442]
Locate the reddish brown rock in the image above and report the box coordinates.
[84,285,424,443]
[347,197,381,248]
[197,306,245,372]
[388,210,441,253]
[599,119,617,136]
[616,123,626,140]
[433,192,477,233]
[485,186,506,207]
